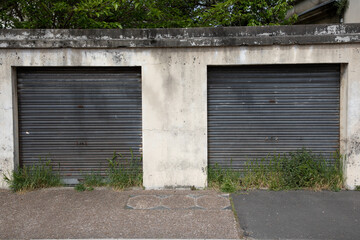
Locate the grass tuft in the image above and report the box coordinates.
[83,172,106,187]
[74,149,143,191]
[75,171,106,191]
[3,159,62,192]
[74,183,87,192]
[107,149,142,190]
[3,149,143,192]
[208,148,344,193]
[208,163,241,193]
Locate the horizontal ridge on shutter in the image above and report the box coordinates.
[17,67,142,180]
[208,64,340,169]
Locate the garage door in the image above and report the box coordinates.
[17,67,142,182]
[208,64,340,169]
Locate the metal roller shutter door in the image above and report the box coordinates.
[17,67,142,182]
[208,64,340,170]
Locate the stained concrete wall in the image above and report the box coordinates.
[287,0,330,16]
[0,25,360,189]
[344,0,360,23]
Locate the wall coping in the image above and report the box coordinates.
[0,24,359,48]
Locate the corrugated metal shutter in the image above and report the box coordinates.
[17,67,142,182]
[208,64,340,169]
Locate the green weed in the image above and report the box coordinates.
[355,186,360,191]
[73,149,143,191]
[107,149,143,189]
[83,172,106,187]
[74,171,105,191]
[74,183,87,192]
[3,149,142,192]
[208,148,344,193]
[208,164,241,193]
[3,159,62,192]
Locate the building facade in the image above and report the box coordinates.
[289,0,360,24]
[0,24,360,189]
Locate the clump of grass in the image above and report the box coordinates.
[75,172,106,192]
[74,183,87,192]
[107,149,142,189]
[83,172,106,187]
[3,159,62,192]
[208,164,241,193]
[208,148,344,193]
[280,150,343,191]
[74,149,143,191]
[355,186,360,191]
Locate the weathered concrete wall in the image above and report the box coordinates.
[344,0,360,23]
[1,24,360,48]
[287,0,330,17]
[1,25,360,189]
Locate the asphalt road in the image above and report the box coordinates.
[232,190,360,240]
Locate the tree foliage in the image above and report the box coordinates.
[0,0,296,29]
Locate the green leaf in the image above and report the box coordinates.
[0,0,296,29]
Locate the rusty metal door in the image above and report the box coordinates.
[17,67,142,183]
[208,64,340,169]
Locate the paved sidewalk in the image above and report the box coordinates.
[0,188,241,239]
[232,190,360,240]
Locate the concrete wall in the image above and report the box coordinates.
[1,25,360,189]
[344,0,360,23]
[289,0,360,24]
[288,0,330,16]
